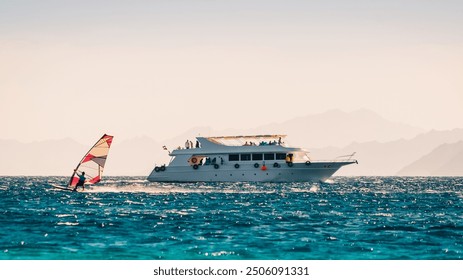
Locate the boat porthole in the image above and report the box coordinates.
[234,164,240,169]
[160,165,166,171]
[287,162,293,167]
[214,164,220,169]
[305,161,311,165]
[254,163,259,168]
[154,167,160,172]
[273,162,280,168]
[193,164,199,170]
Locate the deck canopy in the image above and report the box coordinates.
[205,135,287,147]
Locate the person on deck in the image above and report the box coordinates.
[285,154,293,163]
[73,171,86,191]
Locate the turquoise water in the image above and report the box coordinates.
[0,176,462,260]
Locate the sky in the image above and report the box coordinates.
[1,0,462,144]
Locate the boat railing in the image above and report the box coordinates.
[310,159,358,163]
[207,135,287,147]
[305,152,357,163]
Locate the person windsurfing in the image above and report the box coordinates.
[73,171,86,192]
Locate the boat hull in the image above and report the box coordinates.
[147,161,355,183]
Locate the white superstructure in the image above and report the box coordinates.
[147,135,357,182]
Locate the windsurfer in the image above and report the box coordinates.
[73,171,86,191]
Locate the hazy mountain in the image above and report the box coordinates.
[0,136,163,176]
[0,138,85,176]
[3,110,460,176]
[312,129,463,176]
[251,108,425,148]
[158,109,424,148]
[397,141,463,176]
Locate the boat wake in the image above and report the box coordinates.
[61,181,323,195]
[83,184,209,194]
[82,184,277,194]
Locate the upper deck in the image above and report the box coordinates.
[170,135,299,156]
[205,134,287,147]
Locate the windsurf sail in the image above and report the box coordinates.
[69,134,114,188]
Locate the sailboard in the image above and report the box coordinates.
[54,134,114,192]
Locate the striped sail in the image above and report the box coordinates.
[69,134,114,187]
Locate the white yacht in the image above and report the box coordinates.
[147,135,357,182]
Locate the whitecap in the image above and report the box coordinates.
[56,222,79,226]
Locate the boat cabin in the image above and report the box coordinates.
[167,135,311,167]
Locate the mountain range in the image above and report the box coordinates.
[311,128,463,176]
[164,109,424,149]
[397,141,463,176]
[1,109,462,176]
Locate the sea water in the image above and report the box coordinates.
[0,176,462,260]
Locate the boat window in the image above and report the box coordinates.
[264,153,275,160]
[252,153,263,161]
[229,154,239,161]
[241,154,251,161]
[276,153,286,160]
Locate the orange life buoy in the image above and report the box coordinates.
[191,157,198,164]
